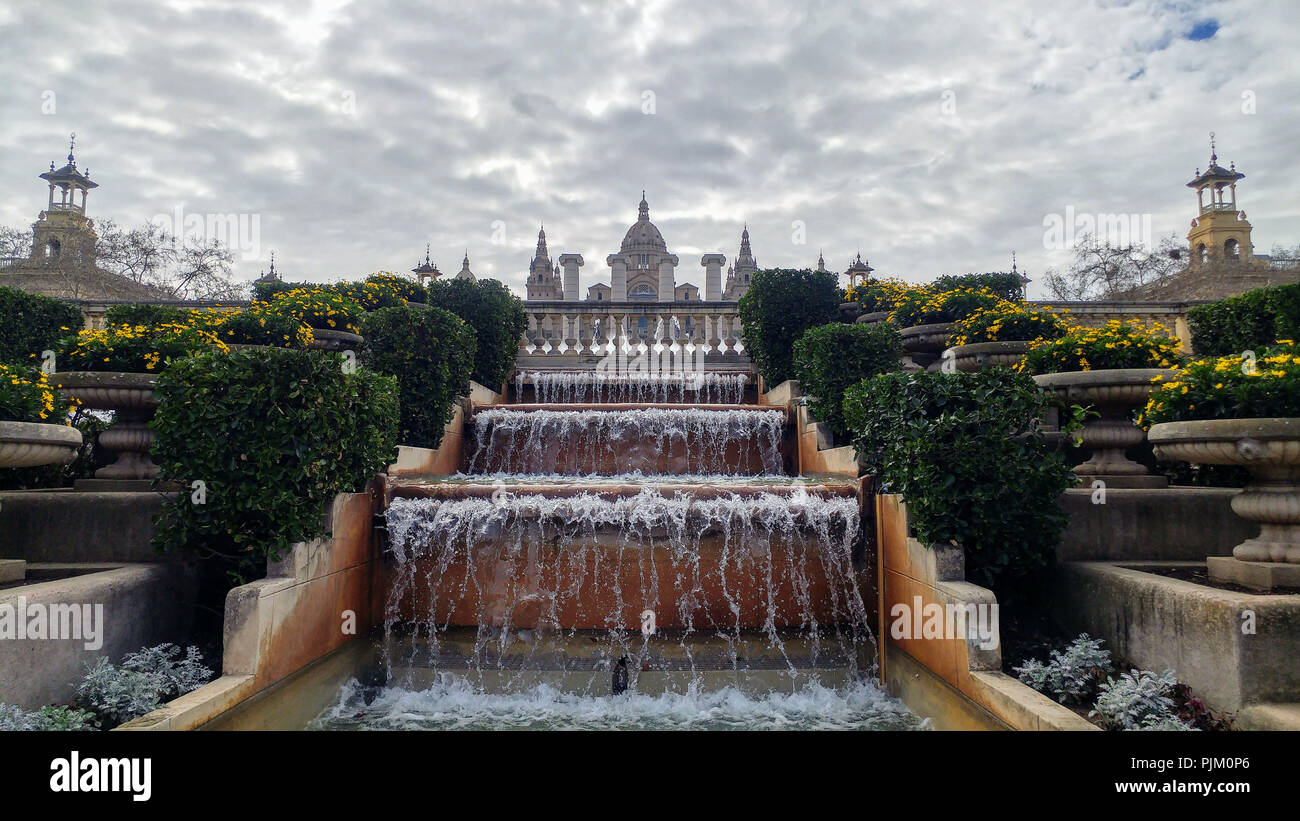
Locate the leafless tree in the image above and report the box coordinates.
[1266,243,1300,269]
[1,219,242,300]
[1043,233,1184,300]
[168,239,243,300]
[0,225,31,267]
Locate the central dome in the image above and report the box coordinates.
[619,191,668,253]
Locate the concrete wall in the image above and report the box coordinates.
[0,562,196,709]
[0,486,198,710]
[386,381,503,479]
[760,379,859,478]
[878,493,1097,731]
[118,490,381,731]
[1056,486,1249,562]
[0,490,174,563]
[1055,561,1300,716]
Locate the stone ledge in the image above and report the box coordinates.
[0,558,25,583]
[1208,556,1300,591]
[115,675,256,731]
[1055,560,1300,714]
[1235,703,1300,731]
[968,671,1099,731]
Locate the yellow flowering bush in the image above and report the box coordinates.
[334,279,408,312]
[949,303,1071,347]
[0,363,72,424]
[363,272,427,304]
[1139,340,1300,427]
[56,323,229,373]
[889,287,1004,328]
[1019,320,1183,375]
[845,278,919,314]
[260,287,364,334]
[209,306,314,348]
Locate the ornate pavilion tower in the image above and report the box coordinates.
[1186,133,1254,270]
[0,134,166,300]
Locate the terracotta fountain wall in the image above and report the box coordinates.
[382,483,875,633]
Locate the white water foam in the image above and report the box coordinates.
[311,675,928,731]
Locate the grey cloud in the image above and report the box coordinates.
[0,0,1294,296]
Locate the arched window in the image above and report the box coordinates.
[1224,238,1240,260]
[629,284,655,300]
[1198,244,1208,265]
[45,239,60,260]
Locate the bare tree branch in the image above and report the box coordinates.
[1043,232,1184,300]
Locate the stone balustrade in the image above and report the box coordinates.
[517,301,749,368]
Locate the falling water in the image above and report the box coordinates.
[380,487,875,691]
[309,355,921,729]
[520,371,748,404]
[466,407,784,475]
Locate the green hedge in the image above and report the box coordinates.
[0,286,83,366]
[738,268,841,386]
[931,272,1025,301]
[425,278,527,389]
[1188,282,1300,356]
[793,322,901,439]
[250,280,305,302]
[362,306,476,448]
[845,369,1073,597]
[151,348,398,582]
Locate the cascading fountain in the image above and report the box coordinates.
[520,371,749,404]
[380,487,871,686]
[310,365,923,730]
[466,406,786,475]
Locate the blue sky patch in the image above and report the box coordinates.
[1187,19,1220,40]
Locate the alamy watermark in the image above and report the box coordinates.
[0,596,104,650]
[149,206,261,262]
[1043,206,1153,250]
[889,595,999,651]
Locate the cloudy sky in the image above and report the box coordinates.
[1,0,1296,298]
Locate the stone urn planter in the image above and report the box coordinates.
[52,372,159,480]
[900,322,954,354]
[0,421,83,469]
[854,311,891,326]
[900,322,954,372]
[947,341,1031,373]
[1150,418,1300,564]
[307,329,364,352]
[1033,368,1176,487]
